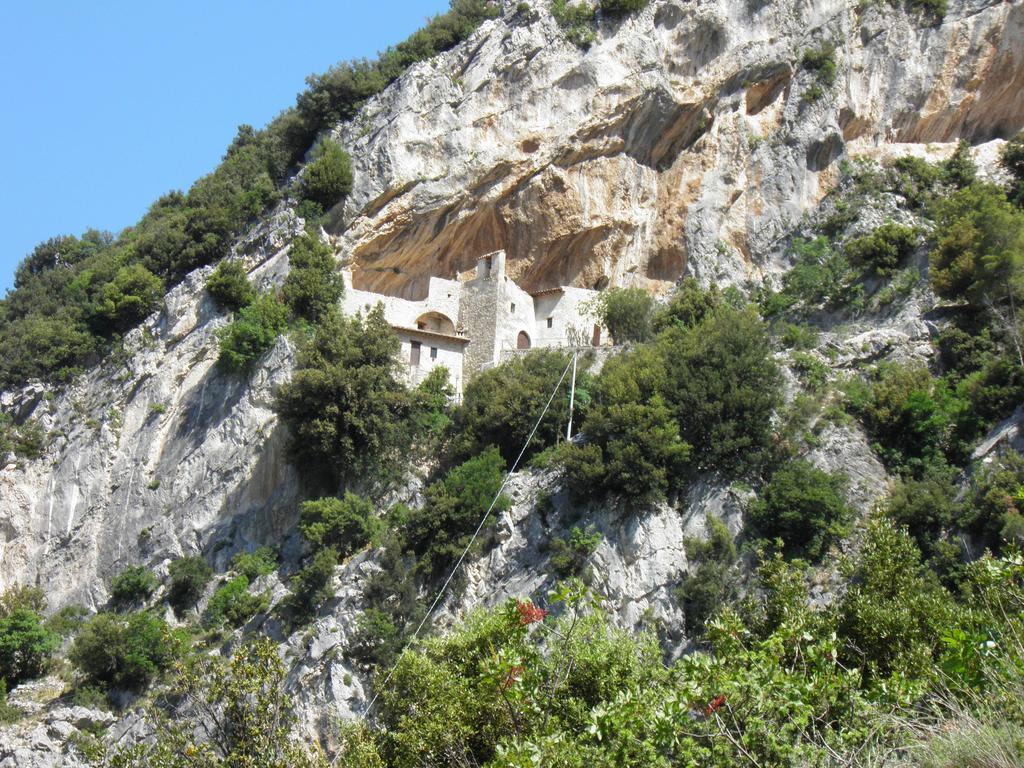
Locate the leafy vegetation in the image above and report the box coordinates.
[109,566,158,608]
[675,516,737,636]
[275,305,408,487]
[587,286,655,344]
[547,525,601,577]
[278,547,338,627]
[843,221,918,276]
[298,140,354,213]
[452,349,584,467]
[204,576,269,628]
[748,459,852,560]
[106,639,326,768]
[70,611,183,690]
[167,556,213,615]
[800,43,837,102]
[551,0,597,47]
[205,260,256,312]
[282,230,344,323]
[0,588,58,687]
[231,547,278,582]
[216,293,289,372]
[299,492,384,558]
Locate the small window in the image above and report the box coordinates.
[546,317,553,328]
[417,321,426,329]
[430,347,438,360]
[510,302,516,313]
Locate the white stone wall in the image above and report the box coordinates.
[341,271,461,332]
[395,332,466,395]
[533,287,606,347]
[494,277,538,357]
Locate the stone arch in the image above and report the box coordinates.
[415,311,456,334]
[517,331,532,350]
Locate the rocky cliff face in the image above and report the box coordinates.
[2,0,1023,758]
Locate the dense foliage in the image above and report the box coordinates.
[70,611,182,690]
[109,566,158,608]
[216,293,289,372]
[298,140,354,213]
[276,305,408,487]
[167,556,213,615]
[205,260,256,312]
[299,492,384,558]
[587,286,654,344]
[0,588,58,687]
[281,230,345,323]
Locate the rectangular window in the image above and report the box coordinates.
[410,340,421,366]
[430,347,438,360]
[547,317,553,328]
[510,302,516,313]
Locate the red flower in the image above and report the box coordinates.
[705,695,727,716]
[515,600,548,625]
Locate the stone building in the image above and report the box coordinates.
[342,250,607,394]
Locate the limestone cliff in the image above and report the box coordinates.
[2,0,1024,762]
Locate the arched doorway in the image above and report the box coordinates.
[415,311,456,334]
[517,331,531,350]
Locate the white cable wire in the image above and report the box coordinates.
[359,353,576,718]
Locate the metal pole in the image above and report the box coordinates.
[566,351,578,441]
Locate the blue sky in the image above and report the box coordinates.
[0,0,450,293]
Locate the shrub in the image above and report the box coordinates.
[204,576,269,628]
[282,230,344,322]
[748,460,852,560]
[942,139,977,189]
[589,287,655,344]
[280,547,338,626]
[653,278,721,332]
[836,518,954,683]
[231,547,277,581]
[167,555,213,615]
[406,448,511,582]
[843,222,918,276]
[659,304,781,475]
[929,183,1024,308]
[599,0,648,14]
[452,349,583,467]
[548,526,601,577]
[105,638,327,768]
[299,492,384,558]
[109,566,158,608]
[299,140,354,210]
[561,396,690,505]
[90,263,164,333]
[0,415,47,460]
[216,293,289,372]
[276,305,408,486]
[0,596,58,686]
[761,237,857,317]
[551,0,596,47]
[801,43,837,101]
[69,611,182,690]
[675,516,737,637]
[964,449,1024,553]
[884,468,964,585]
[205,260,256,312]
[1002,130,1024,182]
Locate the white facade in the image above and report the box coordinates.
[340,252,608,394]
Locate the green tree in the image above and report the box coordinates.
[836,518,954,683]
[452,349,582,467]
[748,460,852,561]
[90,263,164,333]
[275,305,408,486]
[167,556,213,615]
[659,304,782,475]
[69,611,182,690]
[589,287,655,344]
[0,592,58,686]
[109,566,158,608]
[106,639,326,768]
[279,547,338,626]
[204,576,269,628]
[843,222,918,276]
[942,139,977,189]
[599,0,649,13]
[282,230,344,322]
[406,448,511,581]
[205,260,256,312]
[299,140,354,210]
[299,492,383,558]
[216,293,289,372]
[231,547,277,582]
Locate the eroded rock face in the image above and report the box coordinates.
[331,0,1023,298]
[0,211,305,609]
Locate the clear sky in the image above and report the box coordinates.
[0,0,451,293]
